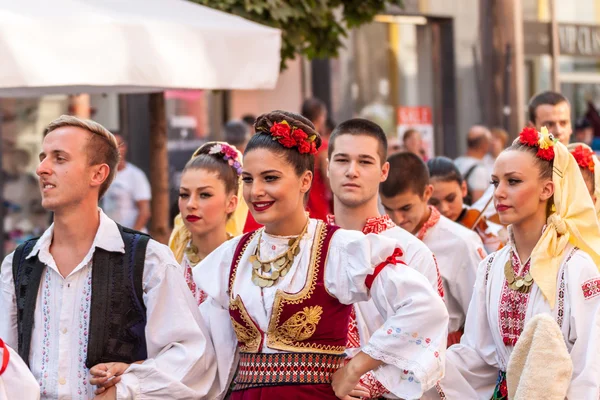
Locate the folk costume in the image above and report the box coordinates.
[0,210,218,399]
[428,128,600,400]
[327,214,444,398]
[417,206,486,345]
[0,339,40,400]
[195,220,448,400]
[169,142,244,305]
[194,117,448,400]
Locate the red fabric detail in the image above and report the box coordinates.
[230,383,338,400]
[345,307,361,348]
[362,215,396,234]
[416,206,441,241]
[432,254,444,298]
[228,231,265,352]
[582,278,600,300]
[233,352,345,391]
[365,248,405,290]
[0,338,9,376]
[359,371,390,398]
[243,212,263,233]
[447,329,463,347]
[270,224,353,352]
[499,251,532,346]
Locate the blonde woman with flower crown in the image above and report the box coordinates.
[425,127,600,400]
[194,110,449,400]
[169,142,244,304]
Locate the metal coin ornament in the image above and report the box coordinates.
[250,219,309,288]
[504,260,534,293]
[185,243,203,265]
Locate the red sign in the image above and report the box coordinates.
[397,106,432,125]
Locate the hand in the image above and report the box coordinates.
[90,362,130,395]
[332,363,362,399]
[93,385,116,400]
[345,382,371,399]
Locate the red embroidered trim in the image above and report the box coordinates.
[325,214,395,235]
[433,254,444,298]
[359,371,390,398]
[363,215,396,234]
[498,251,532,346]
[582,278,600,300]
[0,338,9,376]
[233,352,345,390]
[346,307,361,348]
[416,206,441,241]
[365,248,405,290]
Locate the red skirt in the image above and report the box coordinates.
[230,384,338,400]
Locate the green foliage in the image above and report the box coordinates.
[192,0,403,69]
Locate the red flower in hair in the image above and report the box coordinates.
[298,140,311,154]
[519,127,539,146]
[571,145,595,171]
[536,147,555,161]
[291,127,308,142]
[270,122,296,148]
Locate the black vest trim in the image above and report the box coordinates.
[11,225,150,368]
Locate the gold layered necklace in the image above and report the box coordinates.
[249,219,309,288]
[185,233,233,266]
[504,252,534,293]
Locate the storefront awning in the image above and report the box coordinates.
[0,0,281,96]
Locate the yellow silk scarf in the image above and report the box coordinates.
[531,142,600,308]
[168,143,247,263]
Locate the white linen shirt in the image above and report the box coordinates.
[0,210,217,400]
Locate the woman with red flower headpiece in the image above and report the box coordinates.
[193,110,448,400]
[568,143,599,205]
[424,127,600,400]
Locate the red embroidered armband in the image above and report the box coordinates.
[365,248,405,290]
[582,278,600,300]
[0,338,9,376]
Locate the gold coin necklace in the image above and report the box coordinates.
[185,233,234,267]
[249,219,309,288]
[504,251,533,293]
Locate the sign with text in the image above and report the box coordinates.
[397,106,434,159]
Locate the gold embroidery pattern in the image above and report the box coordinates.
[267,222,346,354]
[274,306,323,343]
[230,295,262,353]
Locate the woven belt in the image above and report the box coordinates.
[233,352,346,391]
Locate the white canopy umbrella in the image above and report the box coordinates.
[0,0,281,96]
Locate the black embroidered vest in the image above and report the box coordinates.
[11,225,149,368]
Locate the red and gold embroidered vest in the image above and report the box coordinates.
[228,222,352,354]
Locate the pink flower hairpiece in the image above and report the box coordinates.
[208,143,243,175]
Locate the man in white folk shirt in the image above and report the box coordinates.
[380,152,487,348]
[0,116,217,399]
[326,118,445,399]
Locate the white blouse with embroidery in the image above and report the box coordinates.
[194,219,448,400]
[424,243,600,400]
[0,210,218,400]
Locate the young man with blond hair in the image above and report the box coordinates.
[0,116,217,399]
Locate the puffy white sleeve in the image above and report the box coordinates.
[325,231,449,399]
[0,253,17,350]
[426,253,499,400]
[0,342,40,400]
[115,241,218,400]
[563,251,600,399]
[194,237,242,400]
